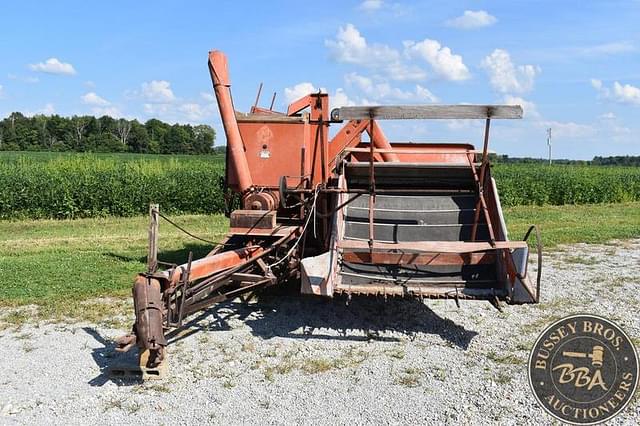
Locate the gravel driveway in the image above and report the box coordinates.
[1,240,639,425]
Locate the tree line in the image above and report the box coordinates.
[0,112,215,154]
[492,154,640,166]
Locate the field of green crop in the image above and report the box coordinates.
[1,151,639,219]
[0,152,226,218]
[495,164,640,206]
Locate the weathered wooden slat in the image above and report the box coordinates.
[332,105,523,120]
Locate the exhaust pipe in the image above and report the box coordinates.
[208,50,253,193]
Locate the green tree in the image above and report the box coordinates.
[193,124,215,153]
[128,121,150,153]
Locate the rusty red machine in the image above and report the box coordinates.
[115,50,542,377]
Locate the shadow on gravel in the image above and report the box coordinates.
[169,294,478,350]
[83,327,142,387]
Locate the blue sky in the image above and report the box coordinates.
[1,0,639,159]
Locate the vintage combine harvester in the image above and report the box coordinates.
[115,50,541,378]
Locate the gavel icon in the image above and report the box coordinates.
[563,345,605,367]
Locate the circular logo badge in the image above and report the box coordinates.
[528,314,638,425]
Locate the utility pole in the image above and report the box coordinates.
[547,127,552,165]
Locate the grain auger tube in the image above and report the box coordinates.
[114,50,542,379]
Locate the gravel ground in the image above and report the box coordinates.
[0,240,639,425]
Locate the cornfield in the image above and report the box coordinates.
[1,153,639,219]
[0,153,226,219]
[494,164,640,206]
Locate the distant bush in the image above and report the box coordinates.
[0,153,639,219]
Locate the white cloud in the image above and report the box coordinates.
[590,78,603,90]
[79,92,123,117]
[143,103,170,116]
[134,81,216,123]
[143,100,216,124]
[283,82,356,110]
[23,103,56,117]
[141,80,175,103]
[591,79,640,105]
[481,49,540,93]
[7,73,39,83]
[41,103,55,115]
[404,39,470,81]
[345,72,438,102]
[445,10,497,29]
[178,103,210,121]
[359,0,383,11]
[540,120,594,138]
[331,88,356,109]
[29,58,76,75]
[325,24,426,81]
[326,23,399,67]
[579,42,635,56]
[502,95,539,118]
[611,82,640,105]
[92,106,123,118]
[81,92,110,106]
[200,91,216,102]
[0,85,3,98]
[414,85,439,102]
[284,82,319,103]
[598,113,631,137]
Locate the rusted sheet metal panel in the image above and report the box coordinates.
[236,120,308,188]
[230,210,276,229]
[348,142,476,164]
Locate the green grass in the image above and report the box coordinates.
[0,214,228,324]
[0,202,638,324]
[504,202,640,246]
